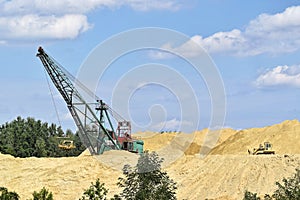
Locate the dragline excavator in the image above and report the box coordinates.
[36,46,144,155]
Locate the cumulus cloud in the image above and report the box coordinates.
[0,0,182,15]
[152,118,192,131]
[0,0,183,43]
[154,6,300,58]
[126,0,182,12]
[255,65,300,88]
[0,14,91,40]
[1,0,107,15]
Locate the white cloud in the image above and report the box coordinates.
[0,0,183,43]
[1,0,118,15]
[0,14,91,40]
[255,65,300,88]
[244,6,300,55]
[0,0,182,15]
[152,118,192,131]
[154,6,300,58]
[126,0,182,11]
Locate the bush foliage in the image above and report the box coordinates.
[272,168,300,200]
[79,179,108,200]
[117,151,177,200]
[244,168,300,200]
[0,187,19,200]
[31,187,53,200]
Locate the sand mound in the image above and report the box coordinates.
[184,128,238,155]
[169,154,300,199]
[210,120,300,155]
[95,150,139,171]
[1,120,300,200]
[141,132,176,151]
[0,153,122,199]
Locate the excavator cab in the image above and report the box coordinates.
[58,140,76,150]
[116,121,144,154]
[264,142,272,150]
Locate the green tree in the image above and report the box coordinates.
[34,138,47,157]
[117,151,177,200]
[244,191,261,200]
[244,168,300,200]
[31,187,53,200]
[272,168,300,200]
[263,194,272,200]
[0,187,19,200]
[80,179,108,200]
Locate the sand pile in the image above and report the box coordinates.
[0,153,123,199]
[168,154,300,199]
[138,132,176,151]
[0,120,299,199]
[184,128,238,155]
[210,120,300,155]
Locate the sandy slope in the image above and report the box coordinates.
[168,154,300,200]
[1,120,300,199]
[210,120,300,155]
[0,153,122,199]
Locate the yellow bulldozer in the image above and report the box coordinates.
[248,142,275,155]
[58,140,76,150]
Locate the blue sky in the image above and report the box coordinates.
[0,0,300,133]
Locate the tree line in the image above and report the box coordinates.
[0,116,85,158]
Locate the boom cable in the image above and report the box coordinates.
[43,67,62,128]
[48,54,127,122]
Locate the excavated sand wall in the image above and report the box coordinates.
[1,120,299,199]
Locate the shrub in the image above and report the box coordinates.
[80,179,108,200]
[244,168,300,200]
[0,187,19,200]
[31,187,53,200]
[117,151,177,200]
[272,168,300,200]
[243,190,260,200]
